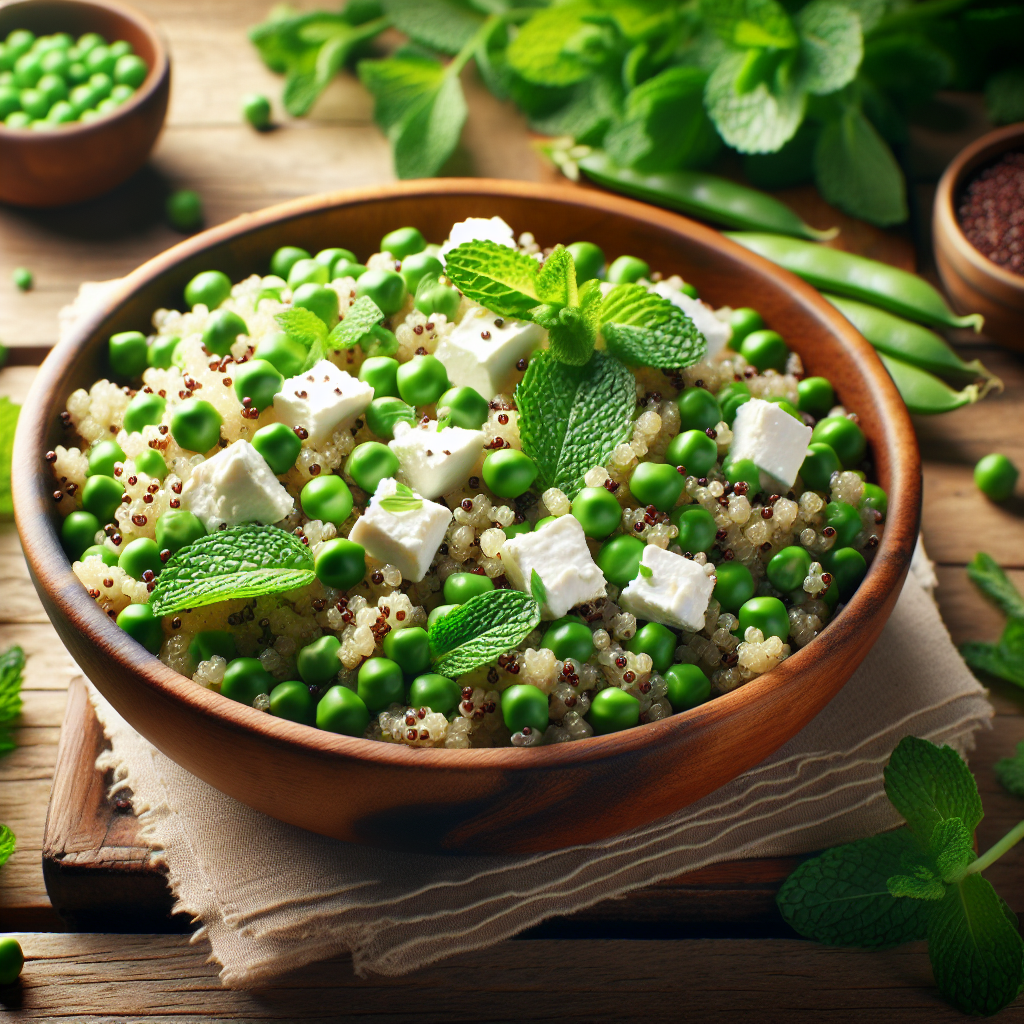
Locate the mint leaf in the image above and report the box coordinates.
[928,873,1024,1016]
[149,525,316,617]
[535,247,577,308]
[701,0,798,50]
[638,563,653,578]
[986,67,1024,126]
[795,0,862,97]
[883,736,984,845]
[530,74,621,146]
[443,240,541,317]
[0,396,19,520]
[600,284,707,369]
[328,295,385,350]
[516,350,635,499]
[965,552,1024,621]
[531,279,602,368]
[380,0,484,56]
[930,818,976,883]
[428,588,541,677]
[506,1,605,87]
[0,824,14,868]
[842,0,886,33]
[276,306,330,374]
[886,865,946,901]
[994,742,1024,799]
[814,107,907,227]
[776,829,933,948]
[0,645,25,756]
[961,639,1024,689]
[380,482,423,513]
[530,568,547,608]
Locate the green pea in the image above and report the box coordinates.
[767,545,811,592]
[75,32,102,54]
[81,474,124,523]
[588,687,640,735]
[292,282,340,327]
[95,96,121,115]
[400,251,443,295]
[269,245,310,279]
[664,663,711,712]
[504,519,532,538]
[62,510,100,559]
[570,486,621,539]
[116,603,163,654]
[233,358,283,412]
[974,453,1018,502]
[727,307,764,348]
[39,47,69,76]
[81,544,118,566]
[718,380,750,403]
[414,277,460,320]
[396,354,449,407]
[811,415,865,469]
[155,510,206,555]
[359,356,400,398]
[267,679,313,725]
[356,268,407,316]
[314,538,366,589]
[630,462,684,512]
[427,603,458,629]
[166,189,203,231]
[287,258,329,290]
[222,657,274,706]
[739,329,788,373]
[606,255,649,284]
[147,333,180,369]
[365,396,416,440]
[247,426,298,480]
[170,398,222,452]
[88,71,112,98]
[19,86,47,118]
[501,683,549,733]
[766,396,803,421]
[482,449,538,500]
[122,391,166,435]
[797,376,835,418]
[241,91,271,129]
[331,258,368,281]
[315,247,356,273]
[297,635,342,685]
[67,82,94,115]
[250,333,302,381]
[409,673,460,714]
[109,40,134,60]
[108,330,148,377]
[720,390,751,426]
[824,500,861,548]
[118,537,161,580]
[381,226,426,259]
[567,241,605,283]
[861,482,887,518]
[723,457,761,495]
[87,439,125,478]
[184,270,231,310]
[821,546,867,601]
[799,442,841,493]
[541,616,594,663]
[202,309,248,356]
[87,45,116,75]
[714,561,755,614]
[37,71,66,104]
[737,595,790,642]
[380,626,430,677]
[670,506,717,554]
[361,325,399,359]
[444,572,494,605]
[3,110,30,128]
[535,516,558,530]
[357,656,404,712]
[13,51,43,87]
[8,30,35,58]
[46,98,75,123]
[597,535,645,587]
[0,85,18,118]
[189,630,236,667]
[665,429,717,477]
[677,388,722,433]
[317,684,370,735]
[627,622,677,674]
[345,441,399,494]
[301,475,353,525]
[437,386,488,429]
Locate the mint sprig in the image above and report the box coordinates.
[959,553,1024,689]
[0,644,24,756]
[777,735,1024,1017]
[600,284,708,369]
[379,482,423,513]
[443,239,542,318]
[149,525,316,617]
[328,295,386,349]
[276,306,328,373]
[995,742,1024,799]
[428,588,540,677]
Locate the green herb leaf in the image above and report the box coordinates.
[515,349,635,499]
[930,817,976,883]
[327,295,385,350]
[886,865,946,901]
[529,75,622,146]
[0,645,25,756]
[994,741,1024,799]
[795,0,862,97]
[443,240,541,317]
[380,482,424,513]
[961,638,1024,689]
[535,247,577,308]
[701,0,798,50]
[531,279,603,367]
[380,0,485,56]
[149,525,316,617]
[506,1,606,87]
[428,588,541,677]
[638,563,653,578]
[0,824,15,868]
[927,872,1024,1017]
[600,284,708,369]
[0,396,19,520]
[883,736,984,845]
[530,568,547,607]
[814,107,907,227]
[965,552,1024,621]
[986,67,1024,126]
[776,828,933,948]
[276,306,328,349]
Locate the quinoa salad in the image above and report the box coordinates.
[48,217,886,749]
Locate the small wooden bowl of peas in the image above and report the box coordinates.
[0,0,169,207]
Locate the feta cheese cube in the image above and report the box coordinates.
[435,307,545,400]
[730,397,813,489]
[181,439,295,532]
[272,359,373,447]
[650,282,731,358]
[502,514,606,618]
[389,420,484,500]
[619,545,715,632]
[348,478,452,583]
[440,216,516,259]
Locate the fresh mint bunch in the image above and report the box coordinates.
[959,553,1024,689]
[995,742,1024,800]
[777,735,1024,1017]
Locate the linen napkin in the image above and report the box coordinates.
[86,545,993,987]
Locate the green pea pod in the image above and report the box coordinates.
[825,294,1002,395]
[879,353,980,415]
[578,152,838,241]
[726,232,984,332]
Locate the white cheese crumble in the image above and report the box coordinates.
[439,216,516,259]
[389,420,484,500]
[272,359,373,447]
[730,397,813,490]
[619,545,715,632]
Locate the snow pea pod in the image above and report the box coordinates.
[578,152,838,241]
[726,232,984,332]
[825,294,1002,394]
[879,353,980,415]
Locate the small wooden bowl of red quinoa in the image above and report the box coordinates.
[12,180,921,854]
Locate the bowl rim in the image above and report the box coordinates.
[13,178,921,774]
[934,121,1024,295]
[0,0,169,138]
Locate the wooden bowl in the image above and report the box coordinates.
[933,122,1024,352]
[0,0,169,208]
[12,180,922,854]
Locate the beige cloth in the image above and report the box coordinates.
[87,547,993,988]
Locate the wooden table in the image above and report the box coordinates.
[0,2,1022,1019]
